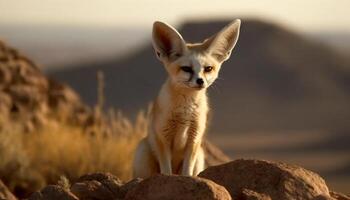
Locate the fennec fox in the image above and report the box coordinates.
[133,19,241,177]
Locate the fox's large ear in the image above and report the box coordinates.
[152,21,186,62]
[203,19,241,62]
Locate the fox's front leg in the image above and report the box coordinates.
[181,140,202,176]
[157,143,172,175]
[149,134,172,175]
[181,119,205,176]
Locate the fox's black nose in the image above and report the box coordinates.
[196,78,204,86]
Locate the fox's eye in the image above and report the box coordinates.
[204,66,213,72]
[180,66,193,73]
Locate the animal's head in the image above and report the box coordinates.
[152,19,241,90]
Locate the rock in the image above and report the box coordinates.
[0,180,17,200]
[0,40,90,131]
[0,91,11,116]
[70,172,124,200]
[313,194,336,200]
[330,191,350,200]
[71,180,116,200]
[0,63,11,86]
[25,169,349,200]
[119,178,143,198]
[76,172,121,183]
[241,189,271,200]
[28,185,78,200]
[199,159,331,200]
[124,174,231,200]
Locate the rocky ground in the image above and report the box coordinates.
[1,159,346,200]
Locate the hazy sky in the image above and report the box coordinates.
[1,0,350,32]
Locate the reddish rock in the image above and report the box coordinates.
[330,191,350,200]
[313,194,336,200]
[71,180,116,200]
[70,172,124,200]
[199,159,331,200]
[28,185,78,200]
[76,172,121,183]
[241,189,271,200]
[124,174,231,200]
[0,40,90,130]
[119,178,143,198]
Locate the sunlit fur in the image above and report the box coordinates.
[133,19,241,177]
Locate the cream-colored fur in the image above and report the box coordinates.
[133,19,241,177]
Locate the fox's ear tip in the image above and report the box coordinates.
[153,21,166,27]
[226,19,241,29]
[234,19,241,25]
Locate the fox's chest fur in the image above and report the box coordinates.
[162,95,204,147]
[150,81,208,170]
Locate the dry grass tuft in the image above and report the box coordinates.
[57,176,70,190]
[27,119,143,181]
[0,110,148,197]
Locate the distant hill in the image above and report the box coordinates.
[49,19,350,134]
[310,31,350,54]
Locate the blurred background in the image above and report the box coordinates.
[0,0,349,194]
